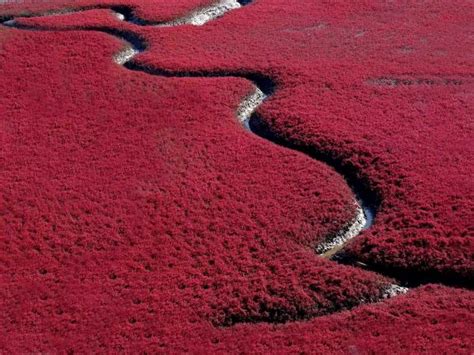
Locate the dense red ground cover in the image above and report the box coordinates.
[1,0,473,353]
[0,0,215,23]
[129,0,473,286]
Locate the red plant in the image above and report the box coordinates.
[0,0,472,353]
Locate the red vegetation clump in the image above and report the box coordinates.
[122,0,473,286]
[0,13,393,347]
[0,0,216,23]
[1,0,473,353]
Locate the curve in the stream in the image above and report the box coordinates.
[0,2,409,323]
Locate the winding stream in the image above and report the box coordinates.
[0,1,408,322]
